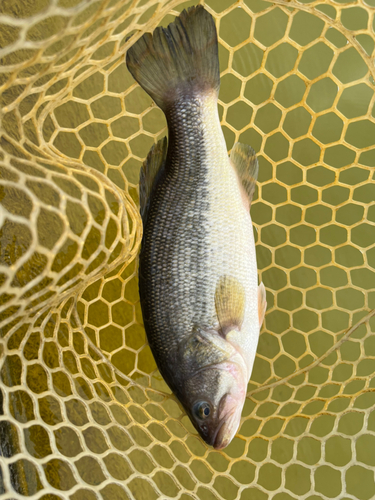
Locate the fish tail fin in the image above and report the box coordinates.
[126,6,220,110]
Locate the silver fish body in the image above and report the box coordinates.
[126,6,266,448]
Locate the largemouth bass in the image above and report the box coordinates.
[126,5,266,449]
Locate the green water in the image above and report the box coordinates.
[1,0,375,499]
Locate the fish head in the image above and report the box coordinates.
[182,349,248,449]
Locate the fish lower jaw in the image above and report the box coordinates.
[212,407,242,450]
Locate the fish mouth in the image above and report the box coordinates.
[212,407,241,450]
[211,392,243,450]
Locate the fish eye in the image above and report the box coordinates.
[194,401,211,420]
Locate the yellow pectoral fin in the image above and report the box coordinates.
[258,282,267,328]
[225,329,241,343]
[215,275,245,335]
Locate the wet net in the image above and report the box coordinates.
[1,0,375,498]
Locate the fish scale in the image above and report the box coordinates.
[143,98,211,327]
[127,5,265,448]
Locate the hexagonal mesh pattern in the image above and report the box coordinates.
[1,0,375,498]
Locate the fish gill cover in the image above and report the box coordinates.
[0,0,375,499]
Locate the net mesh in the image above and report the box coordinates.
[1,0,375,498]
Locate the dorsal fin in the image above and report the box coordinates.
[215,275,245,336]
[230,142,258,208]
[139,137,167,221]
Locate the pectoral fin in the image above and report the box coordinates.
[230,142,258,208]
[215,275,245,336]
[258,282,267,327]
[139,137,167,221]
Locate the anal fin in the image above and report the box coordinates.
[230,142,259,208]
[215,276,245,336]
[139,137,167,221]
[258,282,267,328]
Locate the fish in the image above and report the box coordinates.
[126,5,266,449]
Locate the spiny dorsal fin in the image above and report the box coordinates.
[139,137,167,221]
[230,142,259,208]
[215,275,245,336]
[258,282,267,328]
